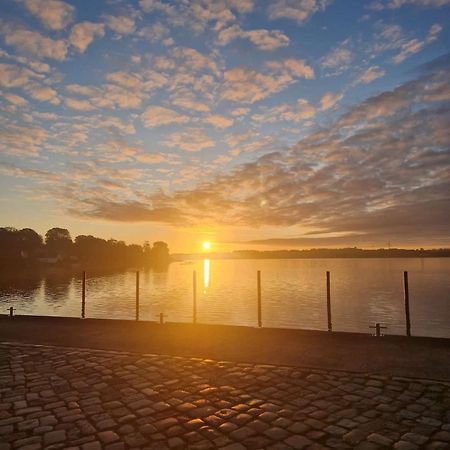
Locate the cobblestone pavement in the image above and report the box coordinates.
[0,343,449,450]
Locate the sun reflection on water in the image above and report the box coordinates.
[203,259,210,292]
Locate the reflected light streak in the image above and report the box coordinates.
[203,258,210,292]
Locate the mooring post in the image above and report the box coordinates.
[326,271,332,331]
[159,312,164,324]
[257,270,262,327]
[135,270,140,321]
[81,270,86,319]
[193,270,197,324]
[8,307,15,317]
[404,271,411,337]
[370,322,387,337]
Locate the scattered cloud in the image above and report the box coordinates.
[355,66,385,84]
[69,22,105,53]
[2,26,68,60]
[0,123,49,156]
[222,59,314,104]
[163,128,215,152]
[320,92,343,110]
[231,107,251,117]
[205,114,234,128]
[20,0,75,30]
[25,84,60,104]
[0,62,40,88]
[141,105,190,127]
[268,0,331,23]
[104,15,136,35]
[392,23,442,63]
[321,40,352,71]
[217,25,290,51]
[372,0,450,9]
[252,99,316,123]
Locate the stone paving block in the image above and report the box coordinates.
[43,430,66,445]
[0,343,449,450]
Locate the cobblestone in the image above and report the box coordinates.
[0,343,449,449]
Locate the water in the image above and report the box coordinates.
[1,258,449,338]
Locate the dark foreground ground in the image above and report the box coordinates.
[0,315,449,380]
[0,316,449,449]
[0,342,449,450]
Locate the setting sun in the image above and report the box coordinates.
[202,241,211,251]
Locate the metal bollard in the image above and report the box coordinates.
[257,270,262,328]
[369,323,387,337]
[326,271,332,332]
[136,271,140,321]
[403,271,411,337]
[81,271,86,319]
[193,270,197,324]
[7,307,15,317]
[156,313,165,324]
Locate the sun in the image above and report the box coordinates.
[202,241,211,251]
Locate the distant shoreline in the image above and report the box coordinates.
[173,248,450,261]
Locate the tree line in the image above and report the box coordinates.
[229,248,450,259]
[0,227,170,270]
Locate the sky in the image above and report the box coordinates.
[0,0,449,253]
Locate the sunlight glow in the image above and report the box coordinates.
[202,241,211,251]
[203,259,210,291]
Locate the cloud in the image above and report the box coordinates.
[135,152,167,164]
[355,66,385,84]
[369,22,443,64]
[94,140,165,164]
[0,49,51,74]
[137,22,170,42]
[374,0,450,8]
[205,114,234,128]
[266,58,315,79]
[321,40,352,71]
[141,106,190,127]
[231,107,251,117]
[20,0,75,30]
[0,161,60,181]
[104,15,136,35]
[0,124,49,156]
[1,26,68,60]
[320,92,343,110]
[268,0,331,23]
[392,24,442,63]
[25,84,60,104]
[64,97,97,111]
[217,25,290,51]
[66,78,148,110]
[170,91,211,112]
[221,59,314,104]
[252,99,316,123]
[67,66,449,244]
[69,22,105,53]
[170,46,220,76]
[2,92,28,106]
[69,199,184,224]
[163,128,215,152]
[0,63,40,88]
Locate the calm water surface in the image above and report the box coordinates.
[1,258,449,338]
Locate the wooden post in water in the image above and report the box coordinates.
[193,270,197,324]
[326,271,332,331]
[257,270,262,328]
[135,271,140,321]
[81,271,86,319]
[404,271,411,337]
